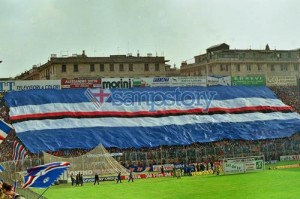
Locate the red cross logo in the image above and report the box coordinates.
[92,89,111,103]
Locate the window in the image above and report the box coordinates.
[246,65,251,71]
[236,64,240,72]
[74,64,78,72]
[271,65,275,71]
[119,64,124,71]
[257,64,262,71]
[220,64,228,71]
[281,64,288,71]
[61,64,66,72]
[277,53,281,58]
[90,64,95,72]
[100,64,104,72]
[129,64,133,71]
[155,63,159,71]
[46,69,50,80]
[110,64,114,72]
[294,64,299,71]
[144,63,149,71]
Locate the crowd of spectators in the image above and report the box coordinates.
[0,179,25,199]
[270,86,300,113]
[0,96,9,123]
[1,86,300,168]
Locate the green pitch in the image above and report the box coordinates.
[33,165,300,199]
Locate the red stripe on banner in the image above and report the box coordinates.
[12,141,18,160]
[22,176,35,189]
[10,105,293,121]
[0,135,5,140]
[17,145,24,160]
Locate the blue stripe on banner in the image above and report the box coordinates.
[17,118,300,153]
[0,120,12,133]
[5,86,278,107]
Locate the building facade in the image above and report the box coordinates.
[16,51,173,80]
[180,43,300,79]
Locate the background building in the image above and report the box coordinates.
[16,51,174,80]
[180,43,300,80]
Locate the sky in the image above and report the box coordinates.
[0,0,300,78]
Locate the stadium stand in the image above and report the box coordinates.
[1,86,300,172]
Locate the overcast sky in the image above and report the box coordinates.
[0,0,300,78]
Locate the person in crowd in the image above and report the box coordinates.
[94,173,99,185]
[116,172,122,183]
[128,169,134,182]
[160,165,164,174]
[70,174,75,186]
[79,173,83,186]
[75,174,79,186]
[1,182,17,199]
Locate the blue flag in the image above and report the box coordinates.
[12,140,28,166]
[0,165,4,172]
[22,162,70,189]
[0,119,12,144]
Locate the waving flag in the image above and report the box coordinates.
[13,180,17,193]
[0,119,12,144]
[0,165,4,172]
[4,86,300,153]
[12,140,28,165]
[22,162,70,189]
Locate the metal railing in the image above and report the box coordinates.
[0,162,47,199]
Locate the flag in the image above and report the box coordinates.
[12,140,28,165]
[0,119,12,144]
[4,86,300,153]
[13,180,17,193]
[0,165,4,172]
[22,162,70,189]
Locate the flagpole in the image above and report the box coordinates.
[37,187,50,199]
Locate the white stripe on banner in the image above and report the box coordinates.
[9,98,287,117]
[14,112,300,133]
[0,130,7,138]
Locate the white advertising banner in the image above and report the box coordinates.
[224,160,245,174]
[101,78,133,89]
[133,77,206,87]
[224,156,264,174]
[266,76,297,86]
[133,77,170,87]
[280,154,300,161]
[0,80,61,92]
[207,76,231,86]
[171,76,206,87]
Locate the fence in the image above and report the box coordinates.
[0,160,46,199]
[117,139,300,165]
[1,137,300,191]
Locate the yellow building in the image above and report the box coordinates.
[16,51,173,80]
[180,43,300,80]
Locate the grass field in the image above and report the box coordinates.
[33,162,300,199]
